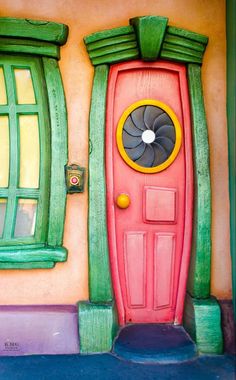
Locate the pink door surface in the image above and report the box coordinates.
[106,61,193,325]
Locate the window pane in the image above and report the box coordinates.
[0,68,7,105]
[0,116,9,187]
[0,199,7,237]
[14,68,36,104]
[19,115,40,189]
[14,199,37,237]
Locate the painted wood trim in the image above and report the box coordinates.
[130,15,168,61]
[0,17,68,45]
[78,301,118,353]
[84,17,208,65]
[187,64,211,298]
[0,55,50,246]
[167,26,208,44]
[42,58,68,247]
[0,246,67,262]
[84,26,134,44]
[0,37,60,59]
[91,49,139,66]
[184,293,223,354]
[226,0,236,318]
[0,261,55,269]
[88,65,113,302]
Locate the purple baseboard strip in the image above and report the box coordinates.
[0,305,79,356]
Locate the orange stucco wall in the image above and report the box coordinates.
[0,0,231,304]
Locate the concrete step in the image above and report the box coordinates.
[113,324,198,363]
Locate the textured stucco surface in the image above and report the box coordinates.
[0,0,231,303]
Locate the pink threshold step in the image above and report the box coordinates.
[0,305,79,356]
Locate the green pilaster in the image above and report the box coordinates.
[88,65,113,303]
[187,64,211,298]
[184,294,223,354]
[130,16,168,61]
[78,302,118,353]
[226,0,236,318]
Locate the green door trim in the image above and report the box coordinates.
[80,15,223,354]
[84,15,210,304]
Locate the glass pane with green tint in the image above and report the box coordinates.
[14,199,37,237]
[19,115,40,189]
[0,199,7,237]
[0,67,7,105]
[0,115,9,188]
[14,68,36,104]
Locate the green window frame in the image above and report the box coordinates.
[0,17,69,269]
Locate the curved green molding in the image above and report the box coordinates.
[42,58,68,248]
[226,0,236,317]
[0,17,68,59]
[84,16,208,66]
[0,17,68,45]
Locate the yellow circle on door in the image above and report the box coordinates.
[116,99,182,173]
[116,193,130,209]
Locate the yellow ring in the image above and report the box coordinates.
[116,99,182,173]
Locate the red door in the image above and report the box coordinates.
[106,61,193,325]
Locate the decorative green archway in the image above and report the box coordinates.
[78,15,223,354]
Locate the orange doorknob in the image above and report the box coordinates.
[116,193,130,209]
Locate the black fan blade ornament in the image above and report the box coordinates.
[122,105,176,168]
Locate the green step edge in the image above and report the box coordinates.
[78,301,118,353]
[184,293,223,354]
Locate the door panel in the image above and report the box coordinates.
[106,60,193,325]
[153,233,175,309]
[124,232,147,308]
[144,187,176,223]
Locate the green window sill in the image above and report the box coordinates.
[0,246,67,269]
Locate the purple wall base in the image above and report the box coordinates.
[0,305,79,356]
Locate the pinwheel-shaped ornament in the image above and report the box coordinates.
[116,100,182,173]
